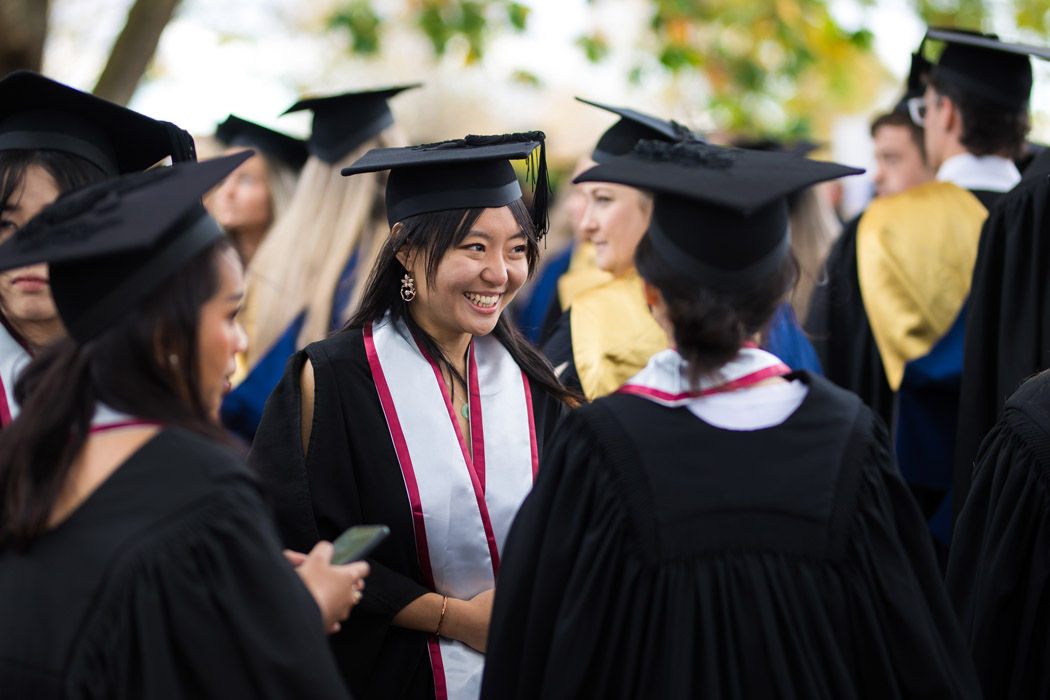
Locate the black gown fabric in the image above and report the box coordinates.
[249,328,564,700]
[0,427,348,700]
[540,309,582,395]
[947,370,1050,699]
[805,215,894,426]
[482,374,979,699]
[954,151,1050,522]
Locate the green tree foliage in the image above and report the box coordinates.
[328,0,531,64]
[324,0,1050,138]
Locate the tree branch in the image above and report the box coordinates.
[92,0,182,105]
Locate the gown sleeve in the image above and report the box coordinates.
[250,339,434,698]
[947,375,1050,699]
[69,470,350,700]
[482,408,629,699]
[249,347,430,618]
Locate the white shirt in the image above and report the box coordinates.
[936,153,1020,193]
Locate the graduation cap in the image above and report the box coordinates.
[893,51,933,114]
[283,84,420,164]
[924,27,1050,108]
[0,70,195,175]
[575,139,862,290]
[0,152,251,343]
[341,131,550,234]
[215,115,308,171]
[576,97,699,162]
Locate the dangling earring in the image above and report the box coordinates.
[400,273,416,302]
[168,353,179,367]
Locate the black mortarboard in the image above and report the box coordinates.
[924,27,1050,108]
[893,51,932,114]
[282,84,420,164]
[0,70,196,175]
[575,140,862,290]
[0,152,251,343]
[215,115,308,171]
[576,97,696,162]
[341,132,550,234]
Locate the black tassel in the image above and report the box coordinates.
[530,136,550,237]
[164,122,198,163]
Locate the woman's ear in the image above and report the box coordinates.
[641,279,662,308]
[392,223,412,269]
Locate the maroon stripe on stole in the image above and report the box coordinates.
[467,342,485,492]
[88,420,161,434]
[0,376,11,427]
[522,372,538,479]
[414,338,501,577]
[427,638,448,700]
[363,322,438,590]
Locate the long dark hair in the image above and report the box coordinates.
[0,239,232,552]
[346,198,579,406]
[634,234,797,387]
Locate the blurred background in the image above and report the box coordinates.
[4,0,1050,216]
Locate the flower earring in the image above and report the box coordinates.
[400,273,416,302]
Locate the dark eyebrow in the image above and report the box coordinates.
[465,229,526,240]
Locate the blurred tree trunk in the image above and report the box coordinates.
[0,0,49,76]
[93,0,182,105]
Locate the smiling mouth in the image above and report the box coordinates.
[464,292,501,309]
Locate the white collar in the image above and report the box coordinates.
[619,347,790,406]
[936,153,1020,193]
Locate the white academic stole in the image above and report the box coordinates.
[364,314,538,700]
[0,323,31,426]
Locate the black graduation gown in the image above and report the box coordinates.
[804,215,893,426]
[0,428,348,700]
[482,374,980,700]
[947,369,1050,699]
[954,150,1050,523]
[249,328,564,700]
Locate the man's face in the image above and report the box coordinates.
[872,123,934,197]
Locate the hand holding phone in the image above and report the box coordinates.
[330,524,390,565]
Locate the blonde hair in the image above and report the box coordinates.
[788,187,841,321]
[241,127,405,366]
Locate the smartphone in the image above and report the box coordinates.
[330,524,390,565]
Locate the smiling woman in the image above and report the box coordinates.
[251,132,577,700]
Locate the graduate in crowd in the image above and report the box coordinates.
[542,98,687,399]
[482,138,981,700]
[805,48,933,429]
[0,70,195,427]
[227,85,415,442]
[0,154,366,699]
[251,132,576,700]
[947,368,1050,698]
[853,28,1046,547]
[954,130,1050,525]
[210,114,308,266]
